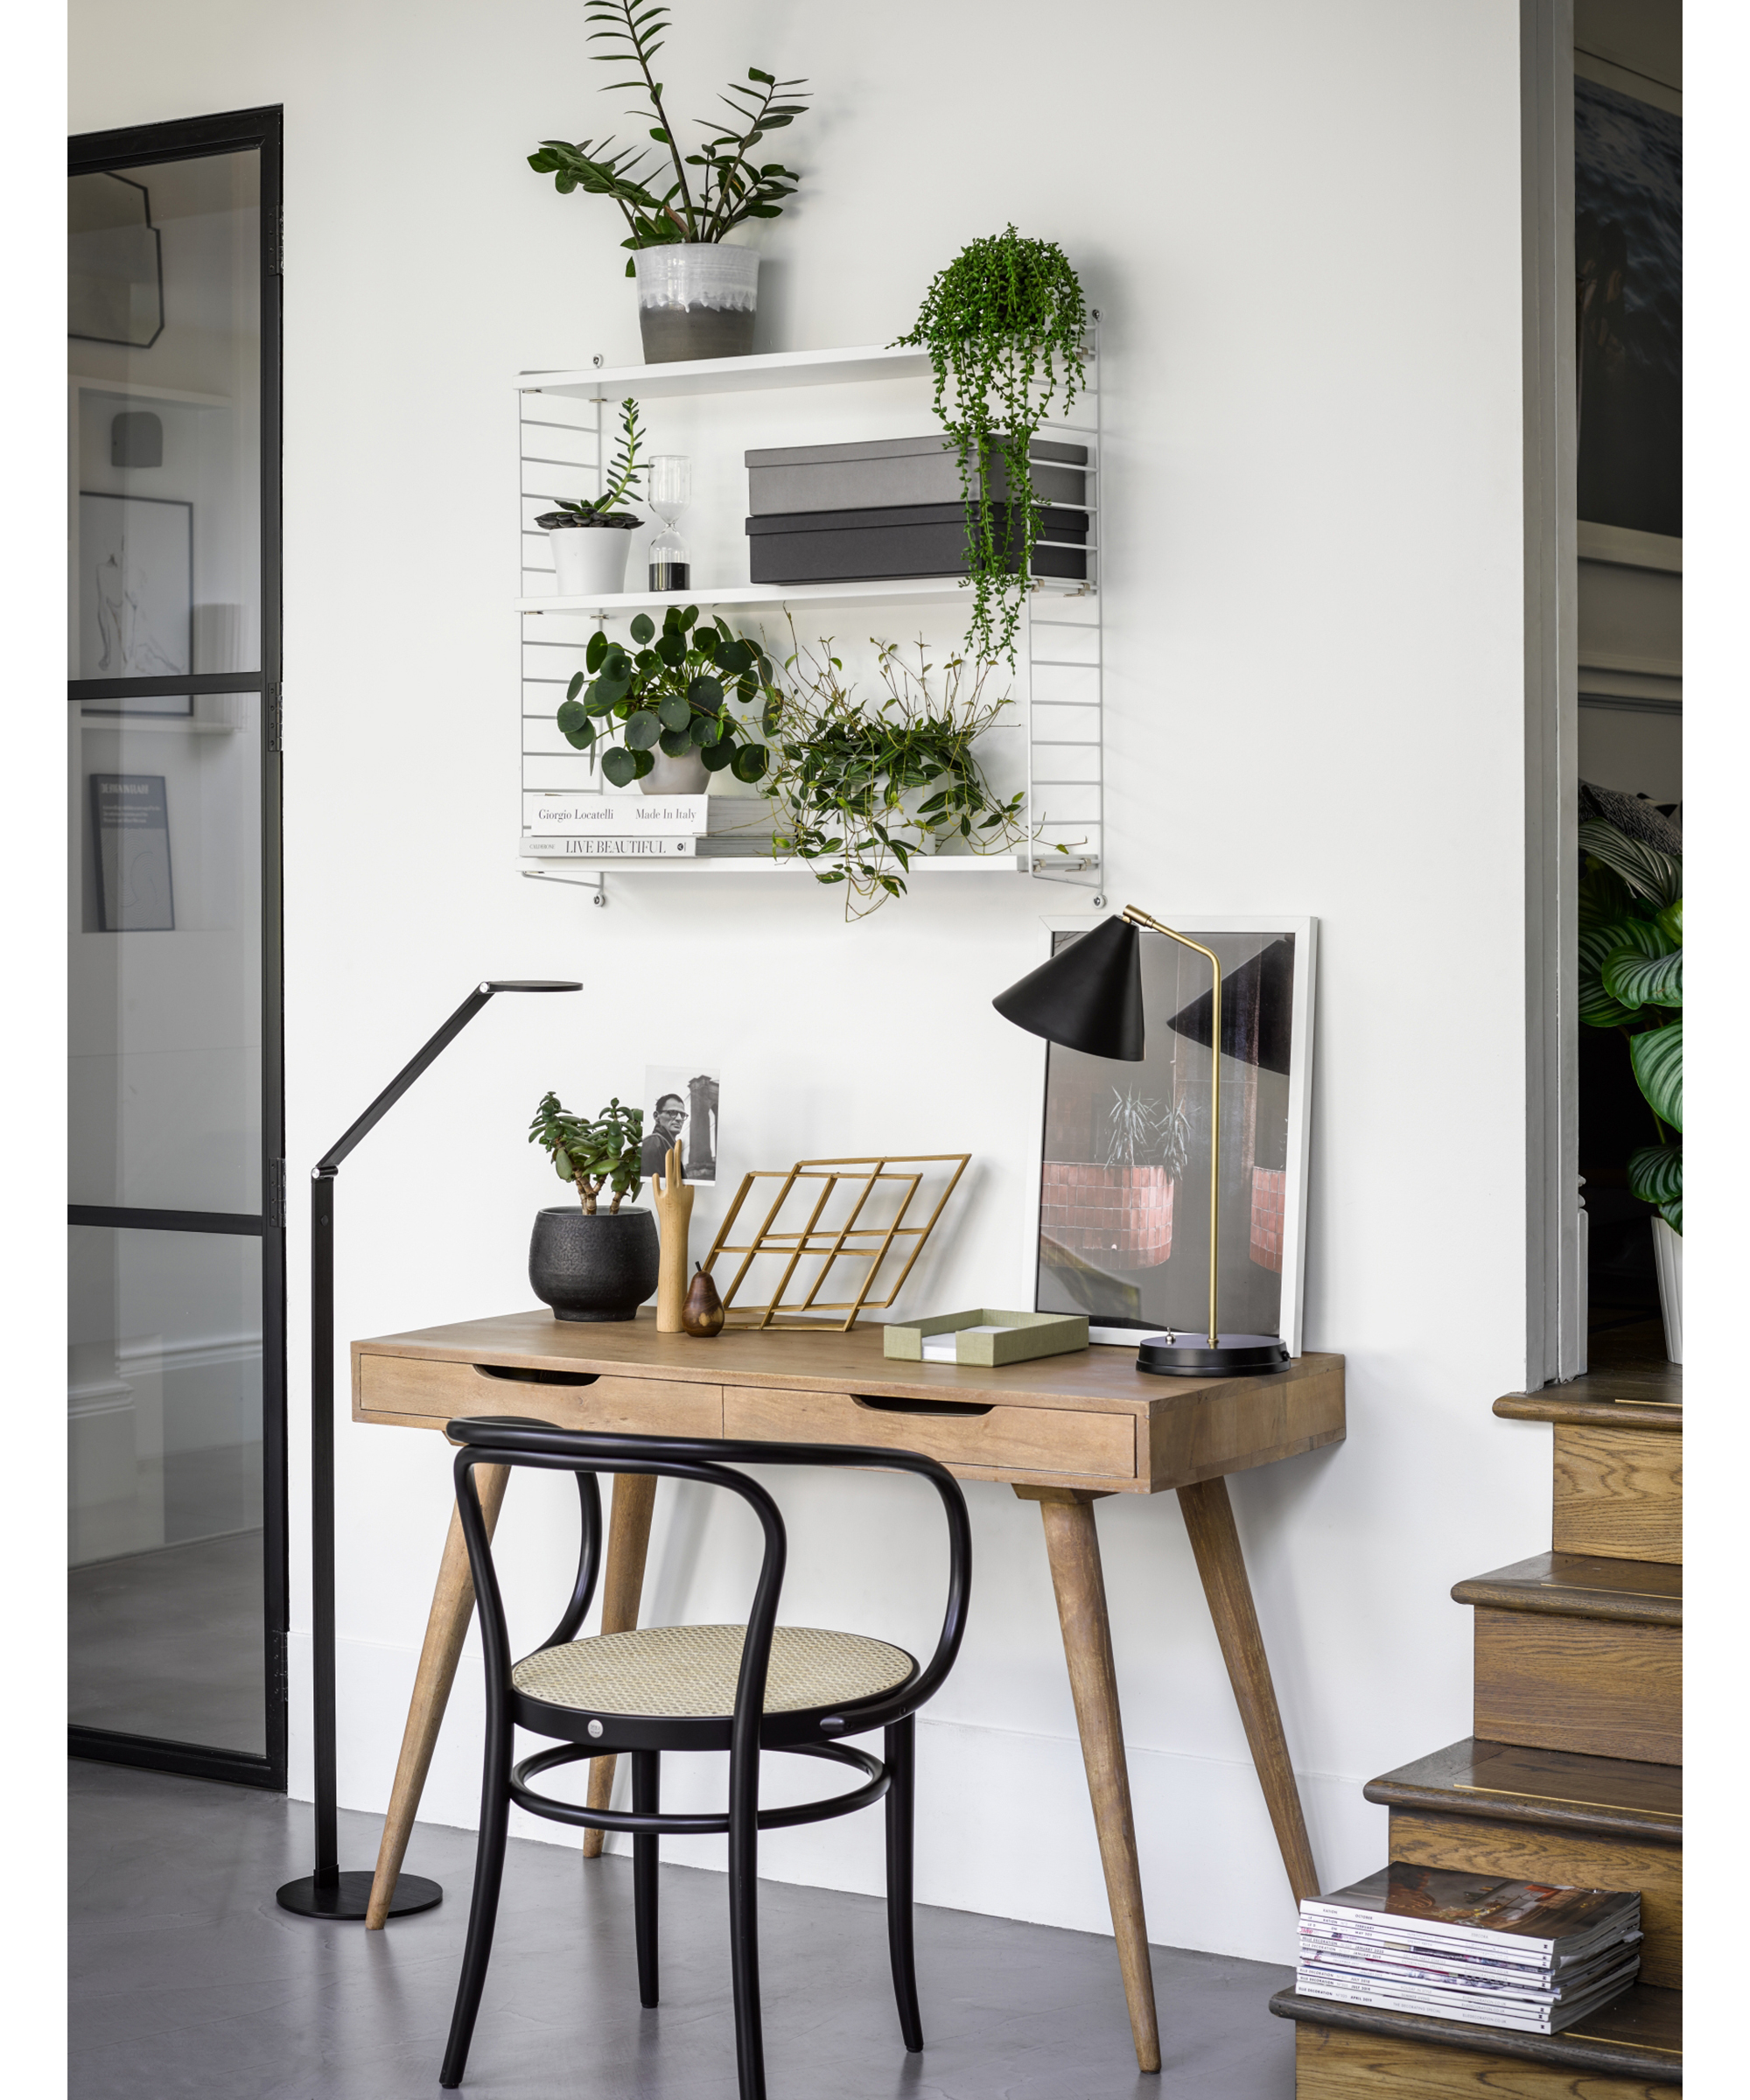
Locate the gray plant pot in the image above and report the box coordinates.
[641,747,710,795]
[528,1206,660,1322]
[634,244,759,363]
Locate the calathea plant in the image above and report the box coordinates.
[764,625,1042,918]
[1577,818,1683,1230]
[896,228,1089,665]
[529,1092,644,1214]
[558,604,775,788]
[536,397,646,528]
[528,1,809,271]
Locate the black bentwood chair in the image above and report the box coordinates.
[438,1416,973,2098]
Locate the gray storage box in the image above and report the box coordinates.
[746,500,1088,586]
[746,433,1088,515]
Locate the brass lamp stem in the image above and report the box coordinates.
[1121,906,1221,1347]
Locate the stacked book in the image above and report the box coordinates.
[1297,1864,1642,2034]
[521,792,706,860]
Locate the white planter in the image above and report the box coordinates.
[549,523,634,597]
[1651,1217,1683,1365]
[641,747,710,796]
[634,243,759,362]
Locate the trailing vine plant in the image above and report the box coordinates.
[895,228,1089,664]
[763,624,1041,919]
[528,2,809,273]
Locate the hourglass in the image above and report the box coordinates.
[647,454,692,592]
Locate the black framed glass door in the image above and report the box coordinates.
[68,108,285,1788]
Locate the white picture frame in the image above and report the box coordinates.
[1024,914,1319,1356]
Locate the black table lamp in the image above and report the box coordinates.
[276,979,582,1921]
[994,910,1289,1379]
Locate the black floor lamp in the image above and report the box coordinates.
[276,979,582,1921]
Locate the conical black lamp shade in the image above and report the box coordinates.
[991,915,1145,1060]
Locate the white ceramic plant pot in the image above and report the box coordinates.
[640,747,710,796]
[634,243,759,362]
[1651,1216,1683,1365]
[549,522,634,598]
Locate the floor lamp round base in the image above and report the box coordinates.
[276,1870,443,1920]
[1136,1334,1291,1379]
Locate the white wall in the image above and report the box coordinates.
[70,0,1550,1964]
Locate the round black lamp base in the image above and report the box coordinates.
[276,1870,443,1921]
[1136,1334,1291,1379]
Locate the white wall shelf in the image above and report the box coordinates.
[520,344,931,402]
[515,331,1104,904]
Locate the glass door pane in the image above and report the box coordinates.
[68,1224,265,1752]
[69,150,262,687]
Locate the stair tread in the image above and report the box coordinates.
[1270,1980,1681,2082]
[1364,1737,1682,1840]
[1496,1326,1682,1429]
[1453,1550,1681,1626]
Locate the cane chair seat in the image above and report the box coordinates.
[512,1622,916,1719]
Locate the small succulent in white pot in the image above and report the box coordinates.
[536,398,646,598]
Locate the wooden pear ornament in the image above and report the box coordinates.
[682,1263,724,1338]
[651,1144,694,1334]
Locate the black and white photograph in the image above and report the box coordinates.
[78,489,193,686]
[641,1063,720,1184]
[1032,916,1316,1352]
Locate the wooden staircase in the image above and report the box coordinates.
[1270,1321,1683,2095]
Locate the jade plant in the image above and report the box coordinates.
[528,1,809,272]
[1577,818,1683,1231]
[763,625,1042,917]
[536,398,646,528]
[558,604,774,788]
[896,228,1089,664]
[529,1092,644,1214]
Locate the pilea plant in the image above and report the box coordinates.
[896,228,1089,665]
[536,398,646,527]
[764,626,1040,918]
[1577,817,1683,1231]
[528,1092,644,1214]
[558,604,776,788]
[528,1,809,272]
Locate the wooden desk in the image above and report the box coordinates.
[353,1310,1344,2073]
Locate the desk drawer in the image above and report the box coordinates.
[724,1384,1136,1481]
[356,1353,722,1437]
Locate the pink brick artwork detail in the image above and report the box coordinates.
[1040,1164,1173,1270]
[1250,1167,1285,1273]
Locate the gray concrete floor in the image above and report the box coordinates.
[70,1762,1294,2099]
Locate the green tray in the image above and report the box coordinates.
[882,1306,1089,1368]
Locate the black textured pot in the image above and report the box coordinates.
[528,1206,660,1322]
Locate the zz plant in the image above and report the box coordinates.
[558,604,775,788]
[536,398,646,526]
[528,1,809,271]
[1577,817,1683,1231]
[764,627,1039,917]
[896,228,1089,665]
[529,1092,644,1214]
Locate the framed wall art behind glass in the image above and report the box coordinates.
[1028,915,1318,1354]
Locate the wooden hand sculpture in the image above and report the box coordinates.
[651,1143,694,1334]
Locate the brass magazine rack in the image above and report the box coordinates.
[701,1153,970,1331]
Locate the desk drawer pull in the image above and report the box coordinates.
[474,1363,600,1389]
[853,1394,993,1418]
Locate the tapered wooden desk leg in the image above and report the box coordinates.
[1176,1475,1319,1904]
[366,1462,510,1929]
[1021,1486,1161,2075]
[581,1473,659,1859]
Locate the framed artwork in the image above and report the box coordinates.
[1029,914,1318,1354]
[89,773,175,932]
[77,491,193,713]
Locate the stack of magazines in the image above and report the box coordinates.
[1297,1864,1642,2034]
